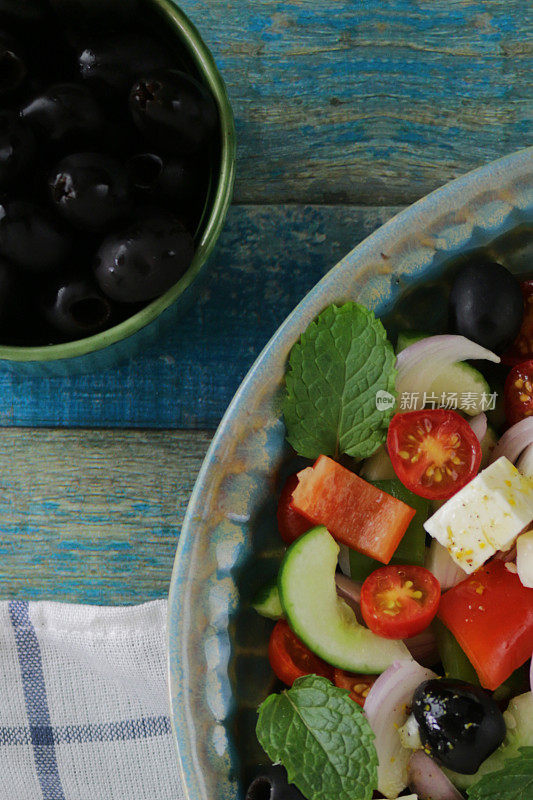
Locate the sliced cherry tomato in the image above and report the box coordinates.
[387,410,482,500]
[268,620,333,686]
[502,280,533,365]
[360,564,441,639]
[277,474,312,544]
[333,669,377,707]
[504,359,533,425]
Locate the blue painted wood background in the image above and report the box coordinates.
[0,0,530,429]
[0,0,531,602]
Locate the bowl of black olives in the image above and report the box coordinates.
[0,0,235,373]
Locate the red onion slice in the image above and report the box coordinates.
[469,412,487,443]
[337,544,351,577]
[396,335,500,407]
[408,750,463,800]
[404,628,440,667]
[365,660,437,798]
[425,539,467,590]
[495,542,517,563]
[335,573,364,624]
[490,418,533,465]
[517,443,533,477]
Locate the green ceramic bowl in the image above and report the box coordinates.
[0,0,235,376]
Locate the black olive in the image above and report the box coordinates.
[0,200,71,272]
[78,32,173,97]
[449,261,523,352]
[20,82,105,148]
[41,273,113,337]
[0,32,27,97]
[246,765,306,800]
[412,679,506,774]
[128,152,206,207]
[48,152,132,232]
[129,68,218,154]
[0,0,49,26]
[94,212,194,303]
[0,111,35,187]
[49,0,141,33]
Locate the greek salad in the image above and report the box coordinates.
[246,260,533,800]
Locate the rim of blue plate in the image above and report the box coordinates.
[168,146,533,800]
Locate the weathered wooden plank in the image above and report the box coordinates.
[0,204,400,429]
[178,0,531,204]
[0,429,211,604]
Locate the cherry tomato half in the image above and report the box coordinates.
[277,473,312,544]
[387,410,482,500]
[333,669,377,707]
[268,620,334,686]
[360,565,441,639]
[502,280,533,366]
[504,359,533,426]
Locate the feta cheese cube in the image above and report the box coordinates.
[424,457,533,574]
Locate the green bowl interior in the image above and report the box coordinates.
[0,0,235,363]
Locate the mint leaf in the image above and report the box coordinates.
[467,747,533,800]
[256,675,378,800]
[283,302,397,460]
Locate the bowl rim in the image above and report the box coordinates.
[0,0,236,363]
[167,146,533,800]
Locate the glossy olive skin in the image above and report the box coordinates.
[0,200,71,272]
[0,111,35,186]
[49,152,132,232]
[78,32,172,97]
[42,274,112,337]
[129,69,217,154]
[128,152,205,208]
[246,766,306,800]
[412,679,506,774]
[94,212,194,303]
[20,82,104,146]
[449,261,523,352]
[0,32,27,97]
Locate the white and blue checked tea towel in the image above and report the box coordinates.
[0,599,184,800]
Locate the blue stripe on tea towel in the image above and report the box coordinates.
[8,600,66,800]
[0,716,171,747]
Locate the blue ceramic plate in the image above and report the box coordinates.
[168,147,533,800]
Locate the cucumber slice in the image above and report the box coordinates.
[278,526,411,673]
[349,479,429,581]
[480,425,498,469]
[429,362,491,416]
[252,581,283,619]
[396,331,430,353]
[396,330,491,416]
